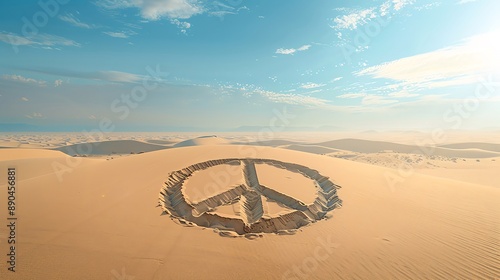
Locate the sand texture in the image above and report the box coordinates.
[0,133,499,279]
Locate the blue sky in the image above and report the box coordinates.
[0,0,499,131]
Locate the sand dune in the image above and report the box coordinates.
[173,135,229,147]
[144,139,177,145]
[0,142,46,149]
[440,142,500,152]
[284,144,342,154]
[0,142,499,279]
[313,138,500,158]
[53,139,170,155]
[235,139,303,147]
[0,148,68,160]
[0,141,23,148]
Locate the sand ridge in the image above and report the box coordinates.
[53,139,171,155]
[173,136,229,147]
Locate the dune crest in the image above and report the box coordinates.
[54,139,169,155]
[173,135,229,147]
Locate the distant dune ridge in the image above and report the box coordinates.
[144,139,178,145]
[0,133,499,279]
[439,142,500,152]
[285,144,342,154]
[307,138,500,158]
[2,134,499,159]
[53,139,170,155]
[232,138,500,158]
[173,135,229,147]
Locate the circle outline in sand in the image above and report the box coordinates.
[159,158,342,236]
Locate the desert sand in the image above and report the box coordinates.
[0,132,499,279]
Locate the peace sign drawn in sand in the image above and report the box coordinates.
[159,158,342,237]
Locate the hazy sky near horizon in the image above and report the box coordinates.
[0,0,499,131]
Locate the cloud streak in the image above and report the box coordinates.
[246,89,330,107]
[276,45,311,55]
[356,31,500,90]
[0,32,80,48]
[300,83,325,89]
[332,0,415,30]
[2,74,46,86]
[25,112,44,119]
[97,0,202,20]
[103,31,130,38]
[59,13,96,29]
[333,8,376,30]
[22,68,148,84]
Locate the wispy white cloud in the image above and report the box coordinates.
[300,83,325,89]
[393,0,414,11]
[417,75,479,89]
[208,1,236,17]
[0,32,32,46]
[208,10,235,17]
[97,0,246,30]
[21,97,29,102]
[96,71,149,83]
[94,71,144,83]
[25,112,44,119]
[332,8,376,30]
[276,44,311,55]
[356,31,500,89]
[103,31,136,38]
[414,2,441,11]
[96,0,202,20]
[58,13,96,29]
[2,74,46,86]
[171,19,191,33]
[297,45,311,51]
[24,68,150,84]
[247,89,330,107]
[332,0,415,30]
[380,1,391,16]
[0,32,80,48]
[275,49,295,55]
[103,31,127,38]
[206,2,249,17]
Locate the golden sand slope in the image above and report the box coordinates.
[0,145,499,279]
